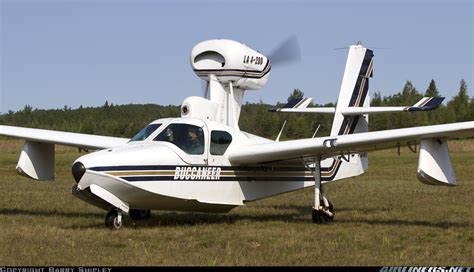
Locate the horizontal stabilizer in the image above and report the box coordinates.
[269,97,336,113]
[410,97,445,111]
[341,96,444,115]
[269,97,313,112]
[270,96,444,115]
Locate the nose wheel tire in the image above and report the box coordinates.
[105,209,123,230]
[129,209,151,221]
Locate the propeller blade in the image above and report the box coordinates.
[268,35,301,66]
[333,47,350,50]
[333,42,391,50]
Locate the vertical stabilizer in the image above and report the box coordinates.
[325,44,373,182]
[330,44,373,136]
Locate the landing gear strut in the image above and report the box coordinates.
[105,209,123,230]
[310,156,335,224]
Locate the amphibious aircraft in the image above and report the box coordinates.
[1,39,473,229]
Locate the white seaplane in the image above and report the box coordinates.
[1,39,473,229]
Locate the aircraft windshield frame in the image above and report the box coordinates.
[129,123,162,142]
[153,123,205,155]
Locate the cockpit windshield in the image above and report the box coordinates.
[129,124,161,142]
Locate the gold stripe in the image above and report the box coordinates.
[419,97,432,107]
[343,118,353,135]
[221,171,313,177]
[354,58,373,107]
[106,170,175,177]
[102,160,342,179]
[321,159,341,177]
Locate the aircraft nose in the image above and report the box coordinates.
[72,162,86,183]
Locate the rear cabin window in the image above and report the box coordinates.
[210,131,232,155]
[154,124,204,155]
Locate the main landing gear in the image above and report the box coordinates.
[129,209,151,221]
[105,209,151,230]
[310,156,335,224]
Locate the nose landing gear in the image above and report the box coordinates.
[105,209,123,230]
[105,209,152,229]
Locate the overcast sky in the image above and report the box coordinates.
[1,0,472,113]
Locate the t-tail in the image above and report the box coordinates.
[269,43,446,183]
[271,43,374,182]
[323,44,373,181]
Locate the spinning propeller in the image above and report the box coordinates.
[268,35,301,67]
[199,36,301,98]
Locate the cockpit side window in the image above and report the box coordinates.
[154,124,204,155]
[129,124,161,142]
[210,130,232,155]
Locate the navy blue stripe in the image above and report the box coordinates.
[284,98,304,109]
[338,50,372,136]
[89,165,177,171]
[88,165,311,172]
[108,160,336,176]
[407,97,445,111]
[194,59,271,79]
[424,97,444,108]
[323,159,343,181]
[195,59,271,74]
[121,170,339,182]
[122,176,314,182]
[349,50,373,107]
[320,159,336,172]
[348,117,359,134]
[338,117,350,135]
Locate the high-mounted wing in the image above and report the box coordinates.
[229,122,474,164]
[0,125,128,149]
[228,121,474,185]
[0,125,129,180]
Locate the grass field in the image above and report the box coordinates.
[0,139,473,266]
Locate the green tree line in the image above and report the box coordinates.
[1,79,472,140]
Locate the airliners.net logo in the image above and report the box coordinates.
[380,268,471,272]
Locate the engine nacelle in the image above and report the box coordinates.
[191,39,271,90]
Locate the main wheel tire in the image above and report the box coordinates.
[105,209,123,230]
[129,209,151,221]
[312,199,335,224]
[312,209,332,224]
[325,200,335,222]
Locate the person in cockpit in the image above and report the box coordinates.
[183,126,204,155]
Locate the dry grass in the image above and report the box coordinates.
[0,139,473,266]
